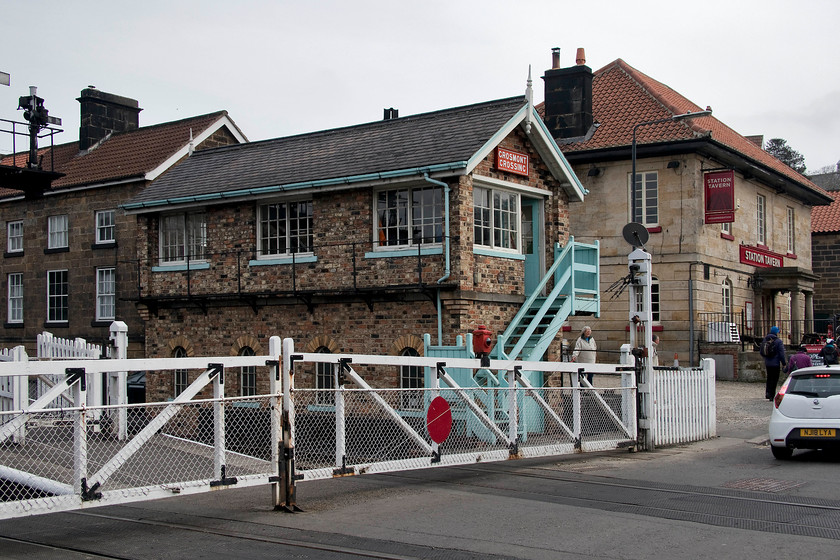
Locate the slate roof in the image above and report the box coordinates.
[812,190,840,233]
[551,59,827,201]
[0,111,234,198]
[126,97,528,208]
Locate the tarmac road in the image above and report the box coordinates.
[3,380,840,560]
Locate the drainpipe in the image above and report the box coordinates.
[689,262,697,366]
[423,173,450,344]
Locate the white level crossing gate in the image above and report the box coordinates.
[0,336,643,518]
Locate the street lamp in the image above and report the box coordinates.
[630,109,712,223]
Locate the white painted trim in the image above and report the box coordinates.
[472,175,551,197]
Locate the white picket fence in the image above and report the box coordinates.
[650,361,716,446]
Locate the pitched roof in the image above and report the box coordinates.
[0,111,242,198]
[556,59,827,201]
[812,190,840,233]
[126,97,534,209]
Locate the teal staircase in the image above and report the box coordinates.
[495,237,600,363]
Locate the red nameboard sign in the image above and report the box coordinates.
[704,170,735,224]
[496,147,529,177]
[740,245,783,268]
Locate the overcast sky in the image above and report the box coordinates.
[2,0,839,173]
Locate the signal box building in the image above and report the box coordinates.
[124,96,600,401]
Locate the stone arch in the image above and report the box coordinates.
[304,335,339,354]
[389,334,424,356]
[230,334,263,356]
[167,336,195,357]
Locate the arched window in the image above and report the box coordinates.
[315,346,334,405]
[722,279,733,322]
[399,347,423,410]
[173,346,188,396]
[240,346,256,396]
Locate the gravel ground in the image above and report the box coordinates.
[715,379,772,438]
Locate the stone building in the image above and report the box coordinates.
[541,50,832,373]
[811,190,840,332]
[123,96,595,401]
[0,88,246,358]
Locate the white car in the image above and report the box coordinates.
[768,365,840,460]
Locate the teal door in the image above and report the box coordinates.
[522,198,542,295]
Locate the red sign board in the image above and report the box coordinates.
[704,170,735,224]
[426,396,453,444]
[740,245,783,268]
[496,147,529,177]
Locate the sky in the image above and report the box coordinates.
[2,0,840,173]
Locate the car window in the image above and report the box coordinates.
[788,372,840,398]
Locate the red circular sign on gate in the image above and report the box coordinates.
[426,396,453,444]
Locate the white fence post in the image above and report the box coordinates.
[109,321,129,440]
[213,363,226,481]
[70,369,88,498]
[703,358,717,438]
[277,337,298,511]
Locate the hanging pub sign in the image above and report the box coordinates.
[740,245,784,268]
[704,170,735,224]
[495,147,529,177]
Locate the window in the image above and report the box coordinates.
[257,200,313,257]
[629,171,658,226]
[96,268,115,321]
[376,186,442,248]
[7,273,22,324]
[240,346,257,397]
[96,210,116,244]
[722,279,733,322]
[473,187,519,251]
[48,215,69,249]
[315,346,335,405]
[786,207,795,254]
[160,211,206,264]
[47,270,68,323]
[7,221,23,253]
[174,346,188,396]
[634,276,660,323]
[399,347,423,410]
[721,221,731,235]
[756,194,766,246]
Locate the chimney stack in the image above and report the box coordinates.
[77,88,142,151]
[542,47,593,140]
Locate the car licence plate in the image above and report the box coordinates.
[800,428,836,437]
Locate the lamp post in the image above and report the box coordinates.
[630,109,712,223]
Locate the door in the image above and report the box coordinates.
[522,198,542,295]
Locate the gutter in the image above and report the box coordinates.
[422,173,451,344]
[122,162,468,213]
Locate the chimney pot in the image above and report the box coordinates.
[551,47,561,69]
[576,48,586,65]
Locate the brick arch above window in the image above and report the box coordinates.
[230,335,263,356]
[304,335,339,354]
[389,335,424,357]
[167,336,195,357]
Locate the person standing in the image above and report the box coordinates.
[571,326,597,384]
[760,326,787,400]
[651,334,660,367]
[785,345,812,374]
[819,338,839,365]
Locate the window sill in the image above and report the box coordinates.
[44,321,69,329]
[365,246,443,259]
[91,320,115,327]
[626,325,664,332]
[646,226,662,233]
[92,242,118,250]
[786,253,798,260]
[720,233,735,241]
[152,262,210,272]
[44,247,69,255]
[3,251,23,258]
[473,247,525,260]
[3,322,24,329]
[249,254,318,266]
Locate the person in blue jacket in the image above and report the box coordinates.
[760,326,787,400]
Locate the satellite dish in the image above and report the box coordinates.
[622,222,649,248]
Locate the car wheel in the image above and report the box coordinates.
[771,445,793,460]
